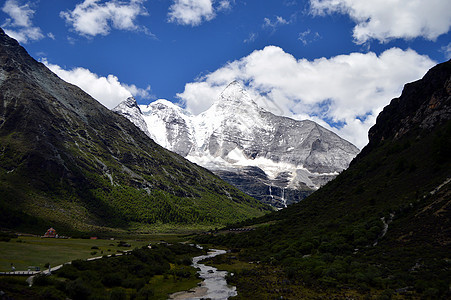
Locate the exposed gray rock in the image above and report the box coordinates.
[358,59,451,160]
[115,81,360,208]
[113,97,150,137]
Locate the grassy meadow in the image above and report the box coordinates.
[1,241,206,299]
[0,234,188,272]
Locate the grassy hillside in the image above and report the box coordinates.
[0,28,272,234]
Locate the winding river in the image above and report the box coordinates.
[169,249,237,300]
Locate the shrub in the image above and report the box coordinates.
[33,274,52,286]
[102,273,123,287]
[66,278,92,300]
[39,286,66,300]
[136,286,154,299]
[123,277,146,290]
[175,269,191,278]
[181,257,192,266]
[110,287,127,300]
[56,264,79,280]
[71,259,87,270]
[0,232,17,242]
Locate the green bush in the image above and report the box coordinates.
[39,286,66,300]
[65,278,92,300]
[33,274,52,286]
[123,277,146,290]
[57,264,79,280]
[0,231,17,242]
[101,273,123,287]
[136,286,154,300]
[110,287,127,300]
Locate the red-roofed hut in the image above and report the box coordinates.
[44,227,56,238]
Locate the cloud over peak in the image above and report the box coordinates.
[176,46,435,148]
[42,59,152,109]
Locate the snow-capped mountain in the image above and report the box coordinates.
[113,81,360,208]
[113,97,151,137]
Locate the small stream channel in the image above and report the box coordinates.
[169,249,237,300]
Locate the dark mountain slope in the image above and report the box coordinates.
[359,58,451,158]
[0,29,271,233]
[196,60,451,298]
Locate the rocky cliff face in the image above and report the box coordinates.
[139,99,195,157]
[0,28,270,231]
[114,81,360,208]
[112,97,151,137]
[358,59,451,159]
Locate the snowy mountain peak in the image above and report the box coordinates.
[141,99,188,115]
[113,82,360,208]
[117,96,141,112]
[136,98,194,155]
[149,98,181,109]
[221,80,245,97]
[217,80,256,107]
[112,97,150,136]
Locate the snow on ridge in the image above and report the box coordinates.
[113,81,359,192]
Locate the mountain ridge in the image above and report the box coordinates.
[359,59,451,159]
[112,96,151,137]
[0,28,271,233]
[114,81,359,208]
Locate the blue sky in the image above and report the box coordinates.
[1,0,450,148]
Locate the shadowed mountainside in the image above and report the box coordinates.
[196,60,451,298]
[0,28,271,233]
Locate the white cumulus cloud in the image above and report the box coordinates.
[60,0,149,37]
[168,0,214,26]
[42,59,152,109]
[310,0,451,44]
[176,46,435,148]
[168,0,233,26]
[2,0,44,43]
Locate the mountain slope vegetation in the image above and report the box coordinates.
[196,60,451,298]
[0,28,271,234]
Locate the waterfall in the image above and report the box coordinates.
[281,188,287,208]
